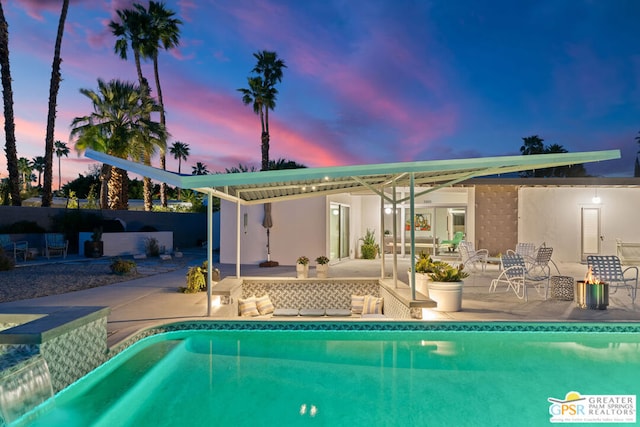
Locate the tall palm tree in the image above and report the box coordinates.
[17,157,33,191]
[0,3,21,205]
[54,140,69,191]
[110,6,156,211]
[32,156,45,188]
[139,1,182,208]
[71,79,166,210]
[192,162,209,176]
[169,141,189,199]
[42,0,69,207]
[238,50,286,171]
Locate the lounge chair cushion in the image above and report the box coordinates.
[255,294,275,315]
[238,296,260,317]
[362,295,384,315]
[273,308,299,317]
[351,295,365,314]
[326,308,352,317]
[300,308,325,317]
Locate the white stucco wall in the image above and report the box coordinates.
[220,198,327,265]
[518,187,640,263]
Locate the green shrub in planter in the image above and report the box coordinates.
[359,229,379,259]
[181,260,220,293]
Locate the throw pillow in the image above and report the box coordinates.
[362,295,383,315]
[351,294,365,314]
[255,294,275,315]
[239,296,260,317]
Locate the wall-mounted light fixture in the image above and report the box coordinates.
[592,188,601,204]
[243,212,248,233]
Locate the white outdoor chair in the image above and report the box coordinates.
[490,253,548,301]
[507,242,536,267]
[0,234,28,263]
[45,233,68,259]
[458,240,488,272]
[587,255,638,303]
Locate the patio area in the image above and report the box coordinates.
[1,249,639,349]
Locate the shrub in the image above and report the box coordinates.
[180,260,220,293]
[110,258,137,275]
[0,220,46,234]
[145,237,161,257]
[359,229,379,259]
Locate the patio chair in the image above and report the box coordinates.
[586,255,638,303]
[506,242,536,267]
[441,231,464,253]
[458,240,488,272]
[525,246,555,294]
[45,233,68,259]
[0,234,28,263]
[489,253,548,301]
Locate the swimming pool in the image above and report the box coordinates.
[17,322,640,426]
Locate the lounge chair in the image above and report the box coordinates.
[490,253,548,301]
[45,233,68,259]
[587,255,638,302]
[0,234,28,263]
[441,231,464,253]
[458,240,488,272]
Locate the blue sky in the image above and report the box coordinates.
[1,0,639,187]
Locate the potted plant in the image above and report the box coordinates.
[315,255,330,278]
[359,229,379,259]
[296,255,310,278]
[408,252,438,297]
[84,227,103,258]
[427,262,470,312]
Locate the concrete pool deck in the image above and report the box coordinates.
[1,248,639,347]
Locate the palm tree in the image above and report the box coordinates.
[110,6,156,211]
[139,1,182,208]
[71,78,166,210]
[192,162,209,176]
[238,50,286,171]
[169,141,189,199]
[42,0,70,207]
[17,157,33,191]
[0,3,21,205]
[32,156,45,188]
[54,140,70,192]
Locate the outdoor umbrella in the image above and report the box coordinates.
[260,203,278,267]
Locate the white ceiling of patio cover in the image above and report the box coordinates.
[84,148,620,205]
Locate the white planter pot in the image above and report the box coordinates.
[408,272,430,297]
[428,281,464,312]
[316,264,329,278]
[296,264,309,278]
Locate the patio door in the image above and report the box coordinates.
[329,203,350,260]
[581,207,601,261]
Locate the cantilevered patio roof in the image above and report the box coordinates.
[85,148,620,205]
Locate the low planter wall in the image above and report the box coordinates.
[78,231,173,256]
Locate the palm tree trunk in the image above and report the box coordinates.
[0,3,21,206]
[99,163,110,209]
[42,0,69,207]
[57,154,62,192]
[153,56,168,208]
[108,166,122,210]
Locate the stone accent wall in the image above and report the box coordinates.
[474,185,518,256]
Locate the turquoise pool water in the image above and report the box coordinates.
[18,323,640,426]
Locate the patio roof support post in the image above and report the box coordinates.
[236,199,241,278]
[410,173,416,300]
[392,181,398,287]
[380,188,385,279]
[206,192,213,316]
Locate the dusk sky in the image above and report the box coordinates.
[2,0,640,188]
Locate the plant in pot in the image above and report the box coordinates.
[84,227,103,258]
[409,252,439,297]
[427,262,470,312]
[315,255,330,278]
[296,255,310,278]
[359,229,379,259]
